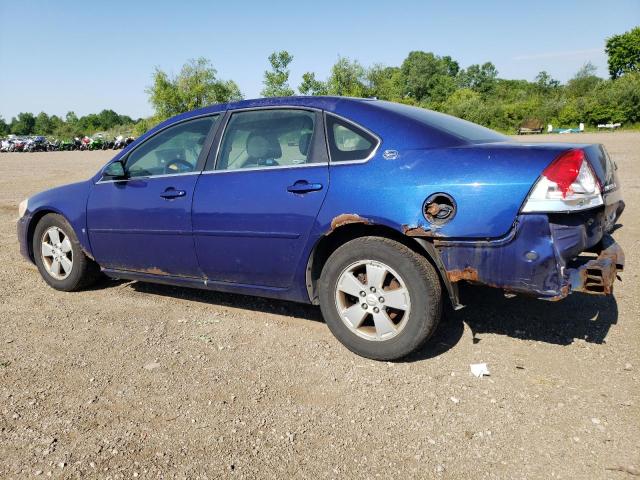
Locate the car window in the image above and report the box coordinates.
[216,109,317,171]
[326,114,377,162]
[126,116,217,178]
[377,101,508,144]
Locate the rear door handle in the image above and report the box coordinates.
[287,181,323,194]
[160,188,186,199]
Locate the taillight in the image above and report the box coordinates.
[521,149,603,212]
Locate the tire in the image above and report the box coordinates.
[319,236,442,361]
[33,213,101,291]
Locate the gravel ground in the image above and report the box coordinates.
[1,133,638,479]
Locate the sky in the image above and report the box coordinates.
[0,0,638,120]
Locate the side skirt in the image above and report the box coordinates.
[101,268,299,303]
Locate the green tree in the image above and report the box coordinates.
[567,62,602,98]
[327,57,368,97]
[48,115,64,135]
[147,57,243,120]
[606,27,640,79]
[65,111,78,125]
[367,65,404,100]
[0,116,8,136]
[299,72,328,96]
[34,112,52,134]
[10,112,36,135]
[458,62,498,94]
[399,51,459,104]
[534,71,560,94]
[261,50,295,97]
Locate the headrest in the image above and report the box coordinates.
[299,132,312,156]
[246,133,281,159]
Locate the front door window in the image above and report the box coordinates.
[126,116,218,177]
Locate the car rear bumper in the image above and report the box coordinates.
[566,235,624,296]
[435,207,624,301]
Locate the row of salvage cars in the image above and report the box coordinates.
[16,97,624,360]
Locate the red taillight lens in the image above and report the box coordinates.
[522,148,604,213]
[542,149,584,198]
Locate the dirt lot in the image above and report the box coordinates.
[1,132,638,479]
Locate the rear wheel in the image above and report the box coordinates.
[319,236,442,360]
[33,213,101,291]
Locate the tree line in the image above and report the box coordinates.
[0,109,137,139]
[2,26,638,139]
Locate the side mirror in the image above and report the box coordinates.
[103,160,127,179]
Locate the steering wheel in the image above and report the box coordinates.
[165,159,193,174]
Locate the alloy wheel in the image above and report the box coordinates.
[334,260,411,341]
[40,226,73,280]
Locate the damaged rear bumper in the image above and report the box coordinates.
[435,209,624,301]
[567,235,624,295]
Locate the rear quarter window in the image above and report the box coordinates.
[326,114,378,162]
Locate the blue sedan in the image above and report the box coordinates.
[17,97,625,360]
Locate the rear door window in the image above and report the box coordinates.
[215,109,319,171]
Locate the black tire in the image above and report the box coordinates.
[33,213,101,291]
[319,236,442,361]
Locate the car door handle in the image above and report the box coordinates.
[160,188,186,199]
[287,181,323,194]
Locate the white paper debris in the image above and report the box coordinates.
[470,363,490,378]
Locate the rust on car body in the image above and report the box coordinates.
[446,267,479,283]
[329,213,371,232]
[402,224,434,237]
[544,284,570,302]
[108,265,172,276]
[142,266,170,276]
[80,245,95,261]
[567,237,624,296]
[425,202,442,217]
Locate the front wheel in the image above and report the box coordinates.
[319,236,442,361]
[33,213,101,291]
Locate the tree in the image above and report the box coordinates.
[458,62,498,94]
[367,65,404,100]
[327,57,368,97]
[261,50,295,97]
[399,51,459,103]
[567,62,601,97]
[0,116,8,136]
[34,112,52,134]
[48,115,64,135]
[299,72,328,96]
[534,71,560,93]
[147,57,243,120]
[10,112,36,135]
[606,27,640,79]
[65,111,78,125]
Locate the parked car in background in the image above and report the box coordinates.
[16,97,625,360]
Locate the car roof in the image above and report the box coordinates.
[150,96,505,150]
[175,96,376,118]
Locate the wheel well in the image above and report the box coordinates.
[306,223,458,307]
[26,210,56,262]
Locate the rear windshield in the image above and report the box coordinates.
[378,101,508,144]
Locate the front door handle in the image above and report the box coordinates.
[160,188,186,199]
[287,181,323,194]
